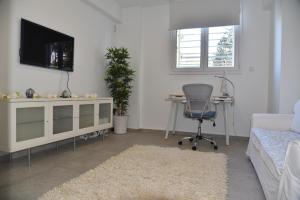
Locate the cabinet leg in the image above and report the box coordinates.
[9,153,13,162]
[28,148,31,167]
[73,137,76,151]
[56,142,59,152]
[102,131,105,142]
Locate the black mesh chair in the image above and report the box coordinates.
[178,84,218,151]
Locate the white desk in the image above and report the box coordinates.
[165,95,233,146]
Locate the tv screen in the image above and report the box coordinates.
[20,19,74,72]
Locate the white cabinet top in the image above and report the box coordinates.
[0,97,113,103]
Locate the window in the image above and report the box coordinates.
[174,25,239,72]
[176,29,201,68]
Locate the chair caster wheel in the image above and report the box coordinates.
[210,142,214,145]
[189,138,193,142]
[192,146,197,151]
[178,141,183,145]
[214,145,218,150]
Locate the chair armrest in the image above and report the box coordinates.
[251,113,294,131]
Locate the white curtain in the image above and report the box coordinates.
[169,0,241,30]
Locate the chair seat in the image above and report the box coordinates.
[184,111,216,120]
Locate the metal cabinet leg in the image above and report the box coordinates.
[28,148,31,167]
[101,131,105,142]
[73,137,76,151]
[9,153,13,161]
[56,142,59,152]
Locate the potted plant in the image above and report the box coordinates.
[105,47,135,134]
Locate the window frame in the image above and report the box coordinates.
[171,26,240,74]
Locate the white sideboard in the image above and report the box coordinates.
[0,98,113,155]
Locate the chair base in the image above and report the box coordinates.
[178,135,218,151]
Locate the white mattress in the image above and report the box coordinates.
[247,128,300,200]
[247,140,279,200]
[251,128,300,176]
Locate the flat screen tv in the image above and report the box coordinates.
[20,19,74,72]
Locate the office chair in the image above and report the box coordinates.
[178,84,218,151]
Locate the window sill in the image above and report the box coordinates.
[169,68,241,75]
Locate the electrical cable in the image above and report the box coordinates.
[67,71,72,97]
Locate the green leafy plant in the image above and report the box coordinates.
[105,47,135,116]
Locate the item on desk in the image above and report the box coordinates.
[0,93,10,100]
[2,95,10,100]
[169,94,185,101]
[25,88,35,98]
[61,90,72,98]
[91,93,98,98]
[11,91,22,98]
[47,94,58,99]
[84,93,98,98]
[213,96,233,102]
[169,94,184,97]
[33,93,42,98]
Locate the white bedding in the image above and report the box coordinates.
[247,128,300,200]
[251,128,300,173]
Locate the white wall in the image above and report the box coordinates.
[268,0,282,113]
[0,0,11,93]
[268,0,300,114]
[2,0,117,97]
[81,0,121,23]
[279,0,300,113]
[116,0,271,137]
[114,7,144,129]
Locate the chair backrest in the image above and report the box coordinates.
[182,84,213,113]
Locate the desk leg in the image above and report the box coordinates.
[172,102,179,135]
[223,103,230,146]
[165,102,174,139]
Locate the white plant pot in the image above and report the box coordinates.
[113,115,128,134]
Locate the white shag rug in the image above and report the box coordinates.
[39,145,228,200]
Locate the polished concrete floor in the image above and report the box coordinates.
[0,132,265,200]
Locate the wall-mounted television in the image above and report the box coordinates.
[20,19,74,72]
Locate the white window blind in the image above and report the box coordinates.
[208,26,235,68]
[176,28,201,68]
[169,0,240,30]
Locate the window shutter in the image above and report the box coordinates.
[176,29,201,68]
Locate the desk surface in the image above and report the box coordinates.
[166,95,233,103]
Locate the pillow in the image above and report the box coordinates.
[291,100,300,133]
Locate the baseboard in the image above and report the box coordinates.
[0,129,248,162]
[127,128,249,139]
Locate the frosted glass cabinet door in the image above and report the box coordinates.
[53,105,73,134]
[79,104,94,129]
[99,103,111,125]
[16,107,45,142]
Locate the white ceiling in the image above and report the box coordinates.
[115,0,171,8]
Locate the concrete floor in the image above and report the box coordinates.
[0,131,265,200]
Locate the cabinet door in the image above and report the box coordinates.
[78,102,96,134]
[97,99,113,129]
[49,102,76,141]
[11,103,48,151]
